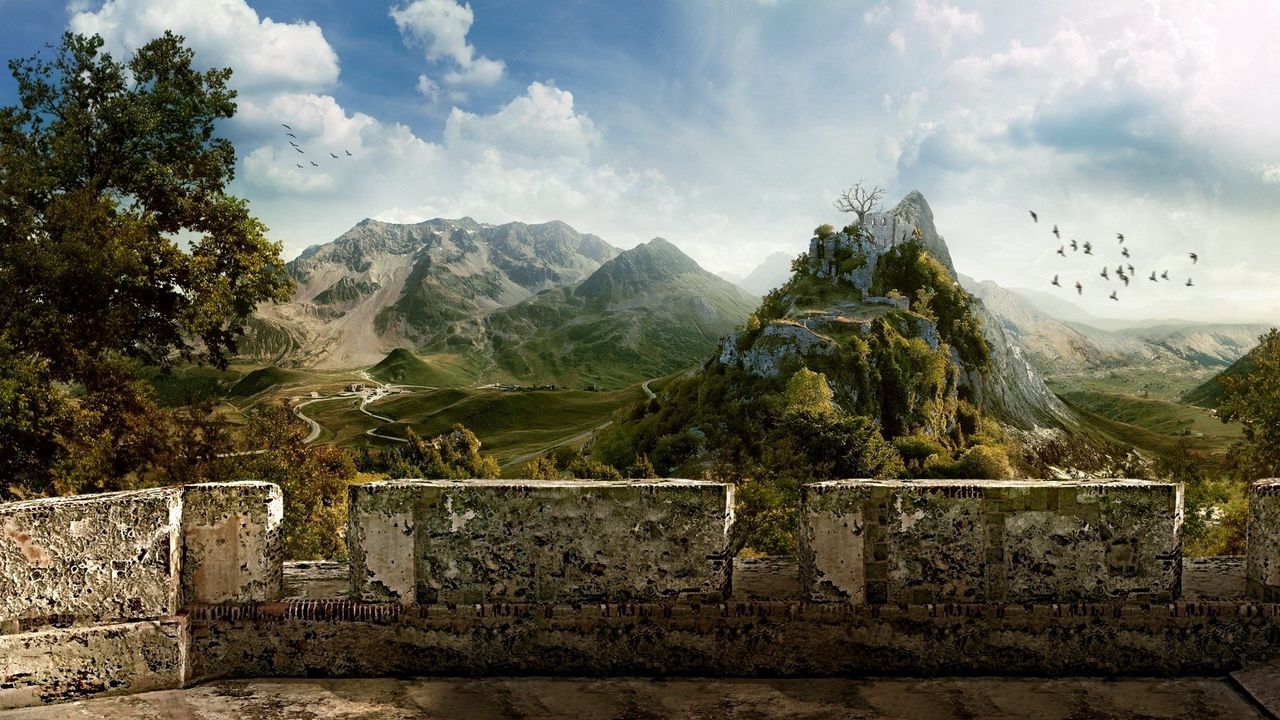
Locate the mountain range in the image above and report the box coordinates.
[240,218,756,387]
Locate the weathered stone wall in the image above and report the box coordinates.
[348,479,734,604]
[0,620,187,710]
[186,598,1280,680]
[799,479,1183,604]
[1248,479,1280,601]
[181,482,284,605]
[0,488,183,630]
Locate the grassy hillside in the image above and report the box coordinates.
[1059,389,1241,461]
[367,348,481,386]
[1184,352,1257,408]
[226,366,318,398]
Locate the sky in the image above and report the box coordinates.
[1,0,1279,323]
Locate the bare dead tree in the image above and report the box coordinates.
[833,182,885,226]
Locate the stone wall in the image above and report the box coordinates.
[799,479,1183,603]
[1248,479,1280,601]
[348,479,734,604]
[0,482,281,709]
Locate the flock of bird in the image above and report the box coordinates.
[1029,210,1199,302]
[280,123,353,168]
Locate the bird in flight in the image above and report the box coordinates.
[1116,233,1125,243]
[1149,271,1158,282]
[295,147,304,154]
[1186,278,1194,287]
[1101,267,1110,280]
[1121,247,1130,259]
[345,150,353,156]
[1109,291,1119,301]
[1161,270,1170,281]
[1029,210,1038,223]
[1070,239,1078,252]
[1051,274,1061,287]
[1075,281,1083,295]
[1053,224,1060,239]
[286,132,297,139]
[1083,241,1093,255]
[289,141,299,148]
[309,160,319,167]
[295,163,303,168]
[1127,264,1135,275]
[1190,252,1198,264]
[281,123,292,130]
[1120,274,1130,287]
[1056,245,1066,257]
[330,152,339,159]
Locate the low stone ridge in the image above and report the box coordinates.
[348,479,734,604]
[0,488,182,630]
[799,479,1183,604]
[1247,479,1280,601]
[181,483,284,605]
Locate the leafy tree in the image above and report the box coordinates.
[780,368,838,419]
[389,425,500,479]
[524,455,560,480]
[625,453,657,479]
[566,455,623,481]
[1220,328,1280,481]
[0,32,293,498]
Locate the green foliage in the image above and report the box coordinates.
[566,455,623,481]
[894,434,946,472]
[813,224,835,239]
[781,368,837,419]
[523,455,560,480]
[0,32,292,374]
[386,424,501,480]
[624,453,657,479]
[231,405,355,560]
[871,234,990,370]
[1220,328,1280,481]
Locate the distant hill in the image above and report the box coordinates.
[479,238,758,388]
[737,251,795,296]
[1184,350,1258,408]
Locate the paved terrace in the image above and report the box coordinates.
[3,478,1280,717]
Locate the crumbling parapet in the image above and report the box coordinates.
[0,488,183,630]
[348,479,735,605]
[1247,479,1280,601]
[181,482,284,605]
[800,479,1183,604]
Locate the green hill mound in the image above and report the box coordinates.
[226,366,314,398]
[367,348,477,386]
[1184,352,1258,408]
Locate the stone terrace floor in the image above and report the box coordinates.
[0,676,1267,719]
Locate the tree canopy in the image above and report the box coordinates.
[0,31,292,376]
[1221,328,1280,481]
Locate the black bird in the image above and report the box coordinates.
[1070,239,1078,251]
[286,132,296,139]
[295,147,304,153]
[1075,281,1083,295]
[1117,233,1125,243]
[1186,278,1194,287]
[1056,245,1066,256]
[345,150,353,156]
[1083,241,1093,255]
[1121,274,1130,287]
[1101,267,1110,280]
[1161,270,1169,281]
[281,123,292,130]
[1053,224,1060,239]
[1149,271,1158,282]
[309,160,318,167]
[1121,247,1130,258]
[295,163,303,168]
[1051,274,1061,287]
[1030,210,1039,223]
[1109,291,1119,301]
[289,140,299,147]
[1190,252,1198,264]
[330,152,339,159]
[1127,263,1135,275]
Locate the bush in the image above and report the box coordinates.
[814,223,835,239]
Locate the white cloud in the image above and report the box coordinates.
[415,73,440,101]
[911,0,982,53]
[390,0,504,87]
[1260,164,1280,184]
[444,82,600,161]
[863,3,890,25]
[70,0,339,92]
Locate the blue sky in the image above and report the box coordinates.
[2,0,1279,322]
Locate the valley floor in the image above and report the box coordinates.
[2,676,1264,719]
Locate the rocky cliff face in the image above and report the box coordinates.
[720,191,1070,431]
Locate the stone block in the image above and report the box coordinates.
[1247,479,1280,601]
[181,482,284,605]
[0,488,182,628]
[348,479,734,604]
[800,479,1182,604]
[0,619,186,709]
